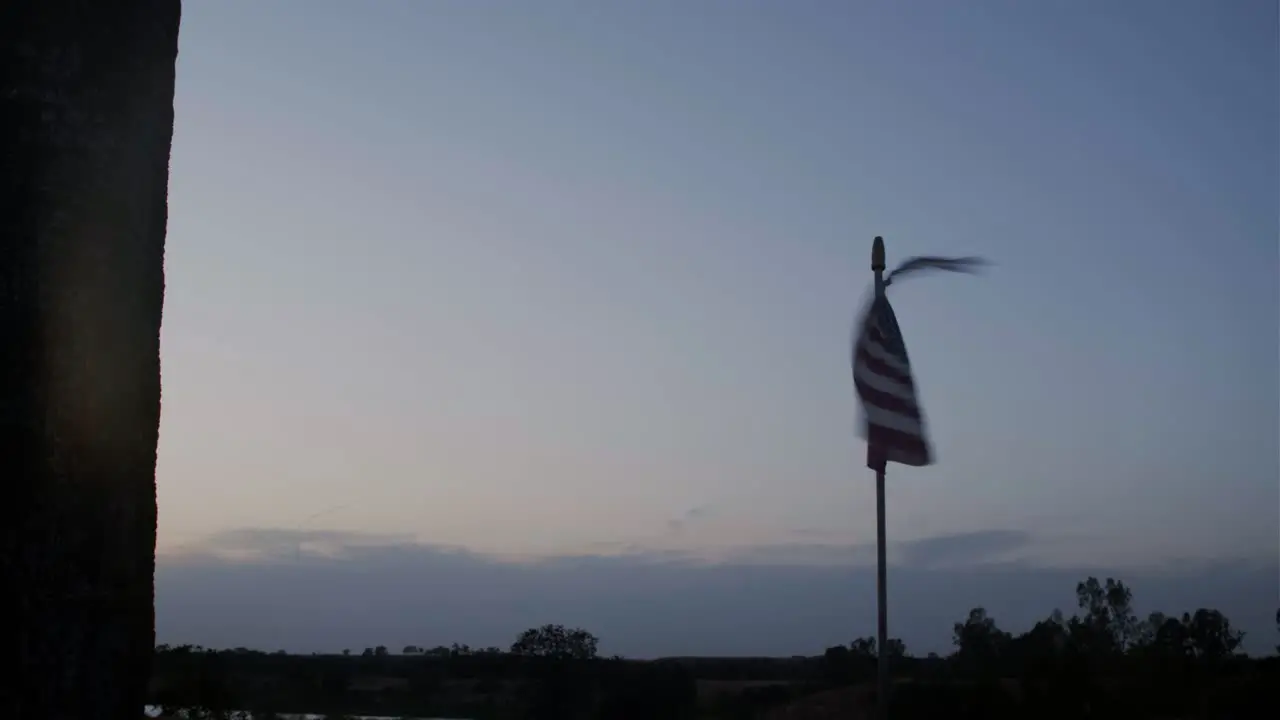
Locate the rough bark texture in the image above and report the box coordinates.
[0,2,180,719]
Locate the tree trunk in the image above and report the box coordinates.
[0,2,180,719]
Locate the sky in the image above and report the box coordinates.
[156,0,1279,656]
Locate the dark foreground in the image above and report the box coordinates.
[150,641,1279,719]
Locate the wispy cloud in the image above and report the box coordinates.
[722,542,876,567]
[173,527,422,563]
[788,528,847,540]
[896,529,1034,568]
[665,504,715,534]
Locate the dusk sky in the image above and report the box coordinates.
[156,1,1278,656]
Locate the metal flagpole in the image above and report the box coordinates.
[871,235,890,720]
[857,237,983,719]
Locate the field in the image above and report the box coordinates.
[148,643,1280,720]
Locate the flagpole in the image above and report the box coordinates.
[871,235,890,720]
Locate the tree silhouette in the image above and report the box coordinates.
[884,638,907,661]
[1071,576,1138,655]
[1181,609,1244,660]
[850,636,877,658]
[2,2,180,719]
[1137,611,1190,658]
[953,607,1011,674]
[511,624,599,660]
[1013,609,1069,659]
[846,635,905,662]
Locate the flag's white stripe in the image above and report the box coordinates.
[860,337,911,375]
[863,403,924,436]
[853,360,917,402]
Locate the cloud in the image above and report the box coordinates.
[666,504,715,534]
[157,527,1279,659]
[788,528,846,540]
[896,529,1034,568]
[185,527,421,562]
[722,542,878,567]
[696,529,1031,568]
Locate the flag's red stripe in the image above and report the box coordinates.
[853,376,920,417]
[854,342,915,387]
[868,423,929,455]
[866,425,930,471]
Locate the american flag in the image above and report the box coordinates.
[853,292,932,472]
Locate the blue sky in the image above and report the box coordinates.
[156,1,1278,655]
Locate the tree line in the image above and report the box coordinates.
[339,623,599,661]
[149,575,1280,719]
